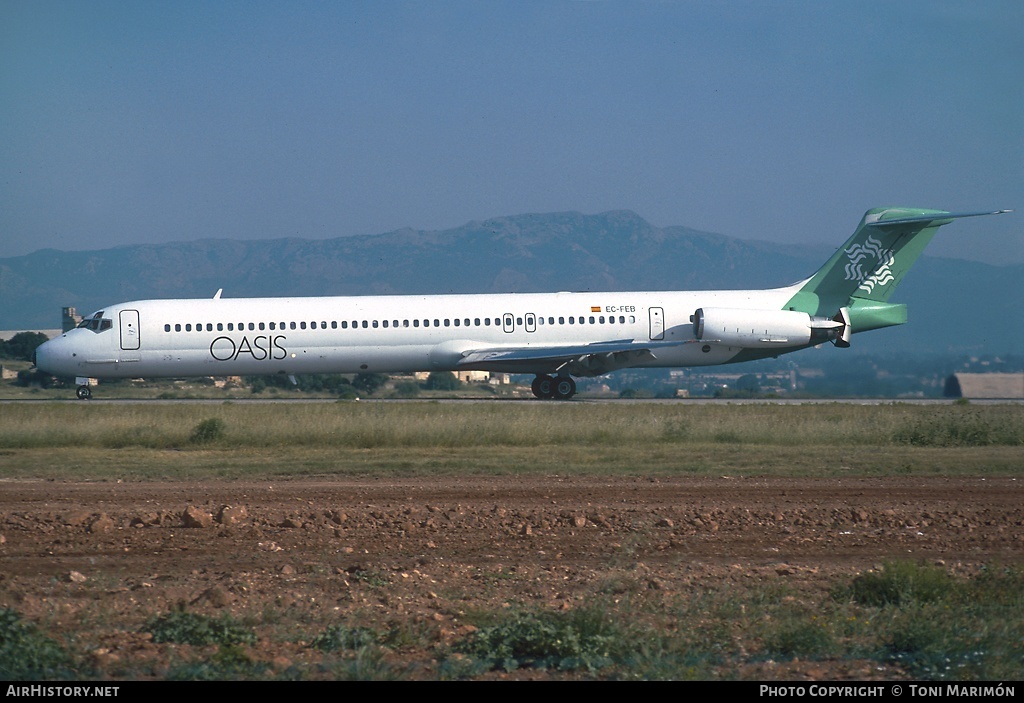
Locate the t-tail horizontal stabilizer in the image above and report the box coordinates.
[865,209,1012,228]
[785,207,1011,348]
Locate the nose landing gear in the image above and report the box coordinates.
[74,377,92,400]
[530,374,576,400]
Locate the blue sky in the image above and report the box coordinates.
[2,1,1020,264]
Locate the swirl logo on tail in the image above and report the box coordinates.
[844,235,895,294]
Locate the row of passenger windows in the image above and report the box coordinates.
[163,315,636,333]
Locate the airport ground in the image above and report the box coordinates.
[0,402,1022,680]
[3,474,1023,680]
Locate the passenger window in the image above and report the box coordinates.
[474,318,480,326]
[186,324,192,332]
[217,323,224,331]
[383,320,389,328]
[444,319,450,327]
[453,319,460,327]
[484,318,490,326]
[258,322,265,331]
[164,324,171,332]
[558,317,564,324]
[332,321,337,329]
[300,322,307,330]
[413,320,419,328]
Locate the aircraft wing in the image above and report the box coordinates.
[456,339,686,377]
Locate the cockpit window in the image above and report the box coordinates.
[77,312,112,333]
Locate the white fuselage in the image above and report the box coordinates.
[35,284,803,381]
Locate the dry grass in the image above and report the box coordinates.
[0,401,1020,480]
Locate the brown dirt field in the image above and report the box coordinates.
[1,475,1022,680]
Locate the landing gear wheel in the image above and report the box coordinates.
[552,376,576,400]
[76,385,92,400]
[531,374,554,399]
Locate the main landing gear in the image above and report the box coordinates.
[531,374,576,400]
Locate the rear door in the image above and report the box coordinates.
[649,307,665,341]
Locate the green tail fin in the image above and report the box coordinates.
[785,208,1010,332]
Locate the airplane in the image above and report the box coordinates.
[33,207,1010,400]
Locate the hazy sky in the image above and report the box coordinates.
[2,1,1021,265]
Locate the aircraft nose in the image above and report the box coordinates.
[34,337,66,376]
[34,339,51,371]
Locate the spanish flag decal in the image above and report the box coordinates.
[591,306,601,313]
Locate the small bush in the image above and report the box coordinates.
[310,625,379,652]
[166,644,273,680]
[392,381,421,398]
[323,645,406,681]
[761,617,837,660]
[455,608,621,672]
[880,605,1017,681]
[0,609,75,680]
[842,561,955,607]
[873,565,1024,680]
[891,409,1023,447]
[422,372,461,391]
[144,610,256,646]
[189,418,227,444]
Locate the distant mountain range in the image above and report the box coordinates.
[1,210,1019,355]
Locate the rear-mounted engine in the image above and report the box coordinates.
[692,307,842,348]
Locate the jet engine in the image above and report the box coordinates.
[692,307,842,348]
